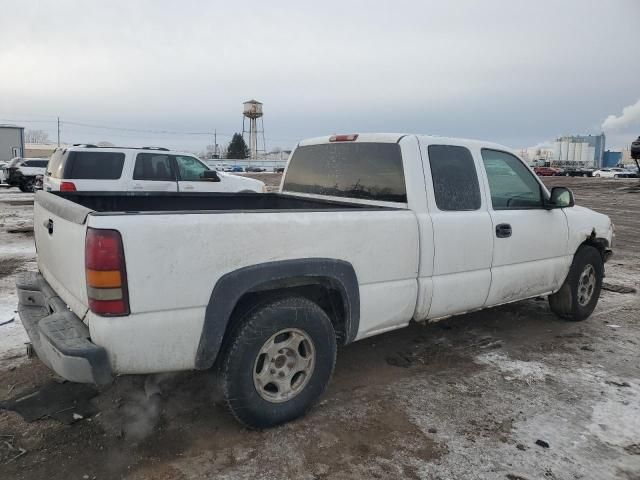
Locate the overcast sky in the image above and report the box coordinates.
[1,0,639,152]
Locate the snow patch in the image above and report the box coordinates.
[474,351,551,382]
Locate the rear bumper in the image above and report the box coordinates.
[16,272,112,384]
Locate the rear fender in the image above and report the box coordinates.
[194,258,359,369]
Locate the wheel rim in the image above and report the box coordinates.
[577,264,596,306]
[253,328,315,403]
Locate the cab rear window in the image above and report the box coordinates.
[282,143,407,203]
[49,151,125,179]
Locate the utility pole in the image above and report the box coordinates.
[214,129,218,158]
[57,117,60,146]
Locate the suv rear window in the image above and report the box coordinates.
[282,143,407,203]
[22,160,49,168]
[49,151,125,179]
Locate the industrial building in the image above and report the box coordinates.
[551,133,605,168]
[602,150,622,168]
[0,124,25,163]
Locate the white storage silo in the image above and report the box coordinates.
[574,142,582,163]
[568,141,576,162]
[552,141,561,161]
[580,143,590,163]
[561,140,570,161]
[587,146,596,166]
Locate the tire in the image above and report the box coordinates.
[218,296,337,429]
[549,245,604,321]
[19,178,35,192]
[595,174,600,177]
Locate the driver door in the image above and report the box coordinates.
[480,149,570,306]
[175,155,226,192]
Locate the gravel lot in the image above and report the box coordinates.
[1,177,639,480]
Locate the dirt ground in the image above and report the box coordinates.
[0,177,639,480]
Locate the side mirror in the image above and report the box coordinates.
[202,170,221,182]
[548,186,574,208]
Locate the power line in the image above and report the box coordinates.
[61,120,224,136]
[1,116,300,145]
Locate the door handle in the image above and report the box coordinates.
[132,184,143,190]
[43,219,53,235]
[496,223,512,238]
[183,185,194,190]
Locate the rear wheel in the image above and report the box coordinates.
[19,178,35,192]
[218,296,337,429]
[549,245,603,321]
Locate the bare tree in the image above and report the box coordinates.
[24,129,50,144]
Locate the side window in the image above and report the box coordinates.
[133,153,175,181]
[176,156,209,181]
[481,149,543,209]
[427,145,481,211]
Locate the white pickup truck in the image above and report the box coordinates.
[17,133,613,428]
[43,145,265,193]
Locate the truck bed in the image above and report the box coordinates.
[52,191,394,214]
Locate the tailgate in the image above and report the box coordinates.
[34,191,93,319]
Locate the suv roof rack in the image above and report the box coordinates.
[70,145,171,151]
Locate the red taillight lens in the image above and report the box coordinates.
[85,228,129,316]
[60,181,77,192]
[329,134,358,142]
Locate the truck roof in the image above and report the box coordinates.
[297,133,515,154]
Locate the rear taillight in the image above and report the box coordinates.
[60,181,77,192]
[85,228,129,316]
[329,134,358,142]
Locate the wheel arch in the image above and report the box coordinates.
[194,258,359,370]
[579,230,610,262]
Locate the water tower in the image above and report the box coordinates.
[242,99,266,161]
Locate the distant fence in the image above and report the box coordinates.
[204,158,288,171]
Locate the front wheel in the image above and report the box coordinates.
[19,178,36,192]
[549,245,604,321]
[218,296,337,429]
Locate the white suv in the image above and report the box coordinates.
[44,145,265,193]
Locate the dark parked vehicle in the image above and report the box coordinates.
[5,157,49,192]
[563,168,595,177]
